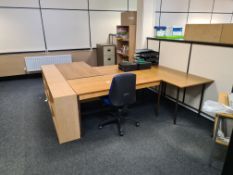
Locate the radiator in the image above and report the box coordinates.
[25,54,72,72]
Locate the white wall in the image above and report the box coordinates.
[136,0,156,49]
[154,0,233,34]
[0,0,137,53]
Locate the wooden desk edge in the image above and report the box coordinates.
[78,81,161,100]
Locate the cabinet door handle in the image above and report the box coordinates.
[108,58,111,61]
[107,49,111,52]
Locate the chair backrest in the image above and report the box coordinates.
[109,73,136,107]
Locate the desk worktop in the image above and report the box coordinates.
[41,62,213,144]
[43,62,213,96]
[64,63,212,100]
[68,68,161,100]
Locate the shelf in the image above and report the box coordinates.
[117,51,129,57]
[116,38,129,42]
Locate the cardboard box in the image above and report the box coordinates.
[184,24,223,43]
[121,11,137,25]
[220,24,233,44]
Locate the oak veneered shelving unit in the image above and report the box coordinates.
[116,25,136,63]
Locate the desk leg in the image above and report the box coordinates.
[209,116,221,166]
[182,88,186,104]
[77,97,84,138]
[162,82,167,96]
[174,87,180,125]
[198,84,206,116]
[155,84,161,116]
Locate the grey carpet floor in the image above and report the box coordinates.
[0,77,226,175]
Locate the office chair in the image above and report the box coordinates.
[98,73,140,136]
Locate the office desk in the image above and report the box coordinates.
[42,62,213,144]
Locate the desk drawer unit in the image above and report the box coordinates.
[97,44,116,66]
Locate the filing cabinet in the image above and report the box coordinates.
[97,44,116,66]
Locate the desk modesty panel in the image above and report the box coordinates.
[42,62,213,144]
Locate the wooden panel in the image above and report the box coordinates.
[219,92,229,106]
[56,62,101,80]
[121,11,137,25]
[0,50,97,77]
[0,54,27,77]
[218,93,233,119]
[42,65,81,144]
[184,24,223,43]
[220,24,233,44]
[128,25,136,62]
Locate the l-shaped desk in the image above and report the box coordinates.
[42,62,213,144]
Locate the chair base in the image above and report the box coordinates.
[98,114,140,136]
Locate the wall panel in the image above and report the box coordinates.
[159,41,190,71]
[161,0,189,12]
[213,0,233,13]
[188,45,233,109]
[40,0,88,9]
[159,41,190,99]
[211,14,232,24]
[148,40,160,52]
[188,13,211,24]
[0,0,39,7]
[189,0,213,12]
[89,0,127,11]
[129,0,137,11]
[156,0,162,11]
[188,44,233,134]
[0,9,45,53]
[90,11,121,47]
[160,13,188,29]
[42,10,90,50]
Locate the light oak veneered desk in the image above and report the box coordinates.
[42,62,213,144]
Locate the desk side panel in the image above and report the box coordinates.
[42,65,81,144]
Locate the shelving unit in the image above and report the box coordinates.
[116,25,136,63]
